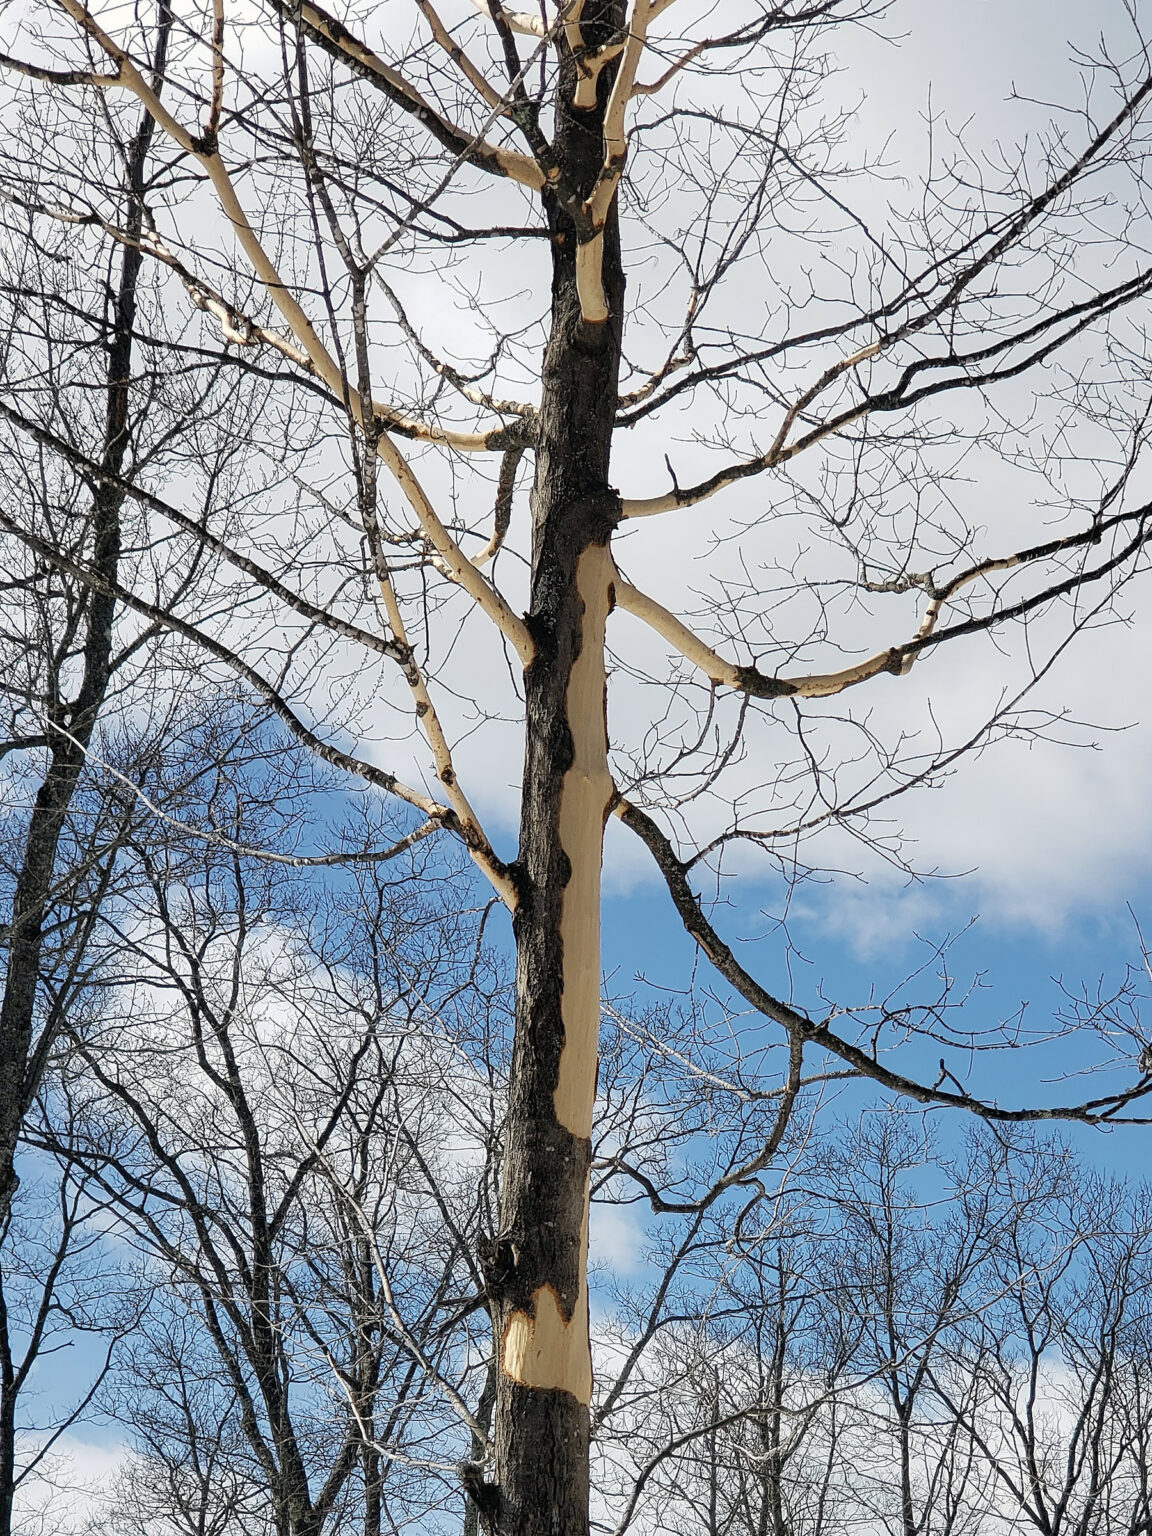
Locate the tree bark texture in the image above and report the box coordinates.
[484,15,626,1536]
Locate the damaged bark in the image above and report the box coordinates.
[483,11,626,1533]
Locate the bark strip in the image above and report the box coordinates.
[484,5,626,1526]
[553,544,614,1140]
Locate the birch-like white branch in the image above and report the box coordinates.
[467,0,548,38]
[620,342,882,517]
[415,0,510,112]
[290,0,545,186]
[614,498,1152,698]
[574,0,651,322]
[51,0,534,667]
[612,575,902,699]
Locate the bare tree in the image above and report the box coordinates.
[819,1117,1010,1536]
[0,23,282,1515]
[33,917,1152,1536]
[0,8,170,1227]
[5,2,1152,1532]
[0,1117,140,1536]
[928,1164,1152,1536]
[597,1224,855,1536]
[45,749,505,1536]
[590,1120,1152,1536]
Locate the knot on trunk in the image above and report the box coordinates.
[459,1460,503,1534]
[478,1232,518,1304]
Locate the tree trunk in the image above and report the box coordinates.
[0,1275,14,1536]
[484,17,626,1535]
[0,26,166,1229]
[0,46,167,1533]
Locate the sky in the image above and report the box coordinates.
[591,0,1152,1185]
[9,0,1152,1526]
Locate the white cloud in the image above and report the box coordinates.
[590,1199,648,1281]
[12,1434,128,1536]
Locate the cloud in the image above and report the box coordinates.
[12,1434,128,1536]
[590,1199,648,1281]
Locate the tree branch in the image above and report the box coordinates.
[614,795,1152,1125]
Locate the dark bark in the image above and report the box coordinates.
[483,15,626,1536]
[463,1359,498,1536]
[0,1276,12,1536]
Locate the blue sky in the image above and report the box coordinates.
[602,866,1152,1180]
[10,0,1152,1523]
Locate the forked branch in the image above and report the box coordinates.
[44,0,535,667]
[271,0,546,187]
[615,797,1152,1125]
[612,501,1152,700]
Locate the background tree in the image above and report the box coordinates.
[0,15,246,1520]
[0,1111,140,1536]
[4,2,1152,1534]
[594,1122,1152,1536]
[47,740,506,1536]
[0,8,169,1225]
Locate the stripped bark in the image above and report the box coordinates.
[480,12,626,1531]
[8,8,1152,1535]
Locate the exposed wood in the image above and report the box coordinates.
[484,5,626,1524]
[415,0,511,112]
[553,544,614,1136]
[0,503,457,821]
[63,8,534,661]
[469,0,549,38]
[571,0,649,319]
[501,1205,592,1402]
[612,575,902,696]
[281,0,547,186]
[573,42,624,109]
[48,0,540,463]
[575,232,610,323]
[11,12,1152,1536]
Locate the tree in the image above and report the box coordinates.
[0,17,200,1518]
[618,1122,1152,1536]
[0,1115,140,1536]
[930,1166,1152,1536]
[4,2,1152,1532]
[0,6,166,1228]
[48,732,506,1536]
[0,17,278,1511]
